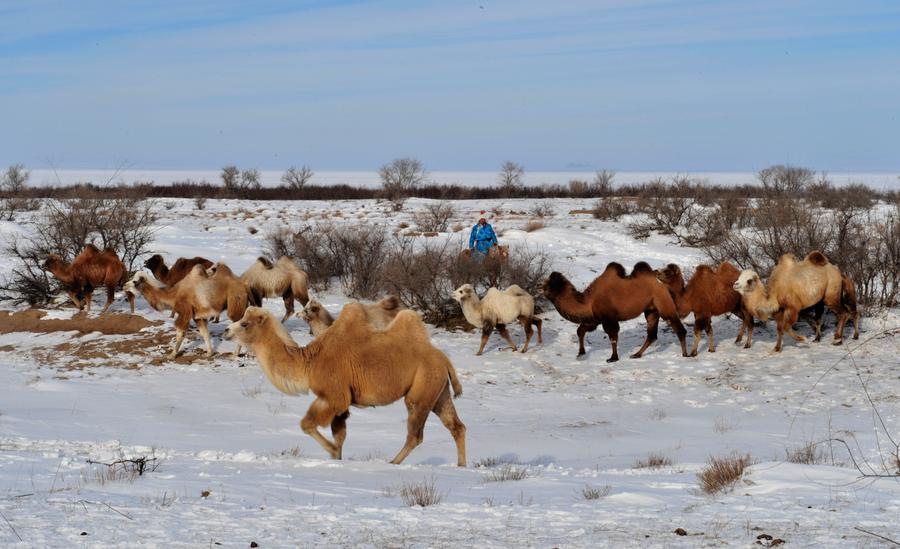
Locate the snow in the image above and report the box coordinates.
[1,197,899,547]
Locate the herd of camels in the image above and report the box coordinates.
[39,243,861,467]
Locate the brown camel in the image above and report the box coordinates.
[225,305,467,466]
[656,262,752,355]
[144,254,214,286]
[43,244,135,314]
[542,262,688,362]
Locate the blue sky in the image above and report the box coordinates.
[1,0,898,171]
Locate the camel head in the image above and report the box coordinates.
[42,254,64,271]
[655,263,682,285]
[123,271,153,294]
[542,272,570,299]
[225,306,275,346]
[733,270,762,295]
[452,284,477,303]
[299,299,325,323]
[144,254,165,271]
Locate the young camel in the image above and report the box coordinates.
[43,244,135,314]
[451,284,542,355]
[656,262,752,355]
[239,257,310,322]
[542,262,688,362]
[225,305,467,466]
[125,264,252,358]
[299,296,404,337]
[732,251,847,351]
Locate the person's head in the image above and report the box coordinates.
[478,217,487,226]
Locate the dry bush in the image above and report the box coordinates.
[482,463,529,482]
[380,158,427,201]
[1,164,29,194]
[473,456,520,468]
[568,179,590,197]
[523,221,545,232]
[786,441,826,465]
[633,452,673,469]
[579,484,611,500]
[0,196,158,305]
[193,195,208,210]
[529,202,555,218]
[412,201,455,232]
[282,165,314,189]
[398,476,443,507]
[0,196,40,221]
[380,238,461,324]
[591,198,635,221]
[85,456,160,485]
[697,453,753,494]
[498,161,525,195]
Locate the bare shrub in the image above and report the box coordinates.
[85,456,160,485]
[412,201,455,232]
[398,476,443,507]
[593,169,615,196]
[194,196,208,210]
[380,158,427,200]
[529,202,555,218]
[633,453,673,469]
[523,221,545,232]
[568,179,590,197]
[2,164,29,194]
[758,164,814,196]
[627,176,711,245]
[220,165,241,192]
[786,441,825,465]
[380,238,460,324]
[498,161,524,195]
[697,453,753,494]
[473,456,520,468]
[591,198,635,221]
[0,197,40,221]
[242,168,262,190]
[0,196,158,305]
[282,165,314,189]
[482,464,529,482]
[579,484,611,500]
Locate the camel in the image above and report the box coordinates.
[239,257,310,322]
[43,244,135,314]
[124,264,252,358]
[225,305,467,466]
[144,254,214,286]
[542,262,689,362]
[460,245,509,262]
[732,251,848,351]
[656,262,752,355]
[299,296,404,337]
[451,283,542,355]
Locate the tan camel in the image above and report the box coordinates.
[299,296,404,337]
[43,244,135,314]
[225,305,467,466]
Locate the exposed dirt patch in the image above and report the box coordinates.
[0,310,162,335]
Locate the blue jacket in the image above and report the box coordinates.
[469,223,498,254]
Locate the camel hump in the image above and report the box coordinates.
[256,256,273,269]
[385,310,430,343]
[505,284,528,296]
[716,261,740,276]
[378,295,402,311]
[778,253,797,266]
[804,251,829,266]
[604,262,627,277]
[630,262,654,277]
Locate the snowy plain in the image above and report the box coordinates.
[0,197,899,548]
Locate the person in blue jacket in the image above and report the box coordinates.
[468,214,498,258]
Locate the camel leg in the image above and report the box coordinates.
[601,320,620,362]
[743,315,755,349]
[706,320,716,353]
[781,308,805,344]
[809,302,825,342]
[532,317,543,344]
[831,309,849,346]
[126,291,135,314]
[170,328,185,359]
[631,311,660,359]
[851,311,860,340]
[476,322,493,356]
[196,318,213,357]
[300,399,341,459]
[330,411,350,460]
[390,399,431,465]
[689,318,705,357]
[518,316,533,353]
[68,291,83,310]
[83,290,93,313]
[281,288,294,323]
[432,386,467,467]
[100,285,115,314]
[496,323,517,352]
[668,315,689,357]
[576,323,597,357]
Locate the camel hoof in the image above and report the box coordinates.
[831,339,843,346]
[708,348,716,353]
[475,351,483,356]
[689,351,698,358]
[628,353,642,359]
[509,347,518,353]
[852,334,859,340]
[795,335,807,343]
[743,343,751,349]
[606,356,619,363]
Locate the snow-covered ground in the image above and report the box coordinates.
[1,197,898,547]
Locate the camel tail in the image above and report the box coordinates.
[805,251,829,266]
[446,358,463,398]
[227,288,251,322]
[378,295,402,311]
[840,275,858,314]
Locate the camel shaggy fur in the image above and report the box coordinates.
[656,262,752,355]
[239,257,310,322]
[225,305,467,466]
[299,296,404,337]
[732,251,848,351]
[451,284,542,355]
[43,244,135,314]
[125,264,252,358]
[542,262,688,362]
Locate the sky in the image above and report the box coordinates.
[1,0,899,172]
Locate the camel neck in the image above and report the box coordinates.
[253,341,312,395]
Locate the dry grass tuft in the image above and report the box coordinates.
[634,452,673,469]
[697,453,754,494]
[523,220,545,232]
[398,476,443,507]
[579,484,611,500]
[785,441,825,465]
[482,464,529,483]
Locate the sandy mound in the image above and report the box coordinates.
[0,309,162,335]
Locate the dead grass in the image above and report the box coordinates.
[523,220,545,232]
[482,464,529,483]
[697,453,754,494]
[785,441,826,465]
[579,484,611,500]
[634,452,673,469]
[473,455,520,468]
[398,476,443,507]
